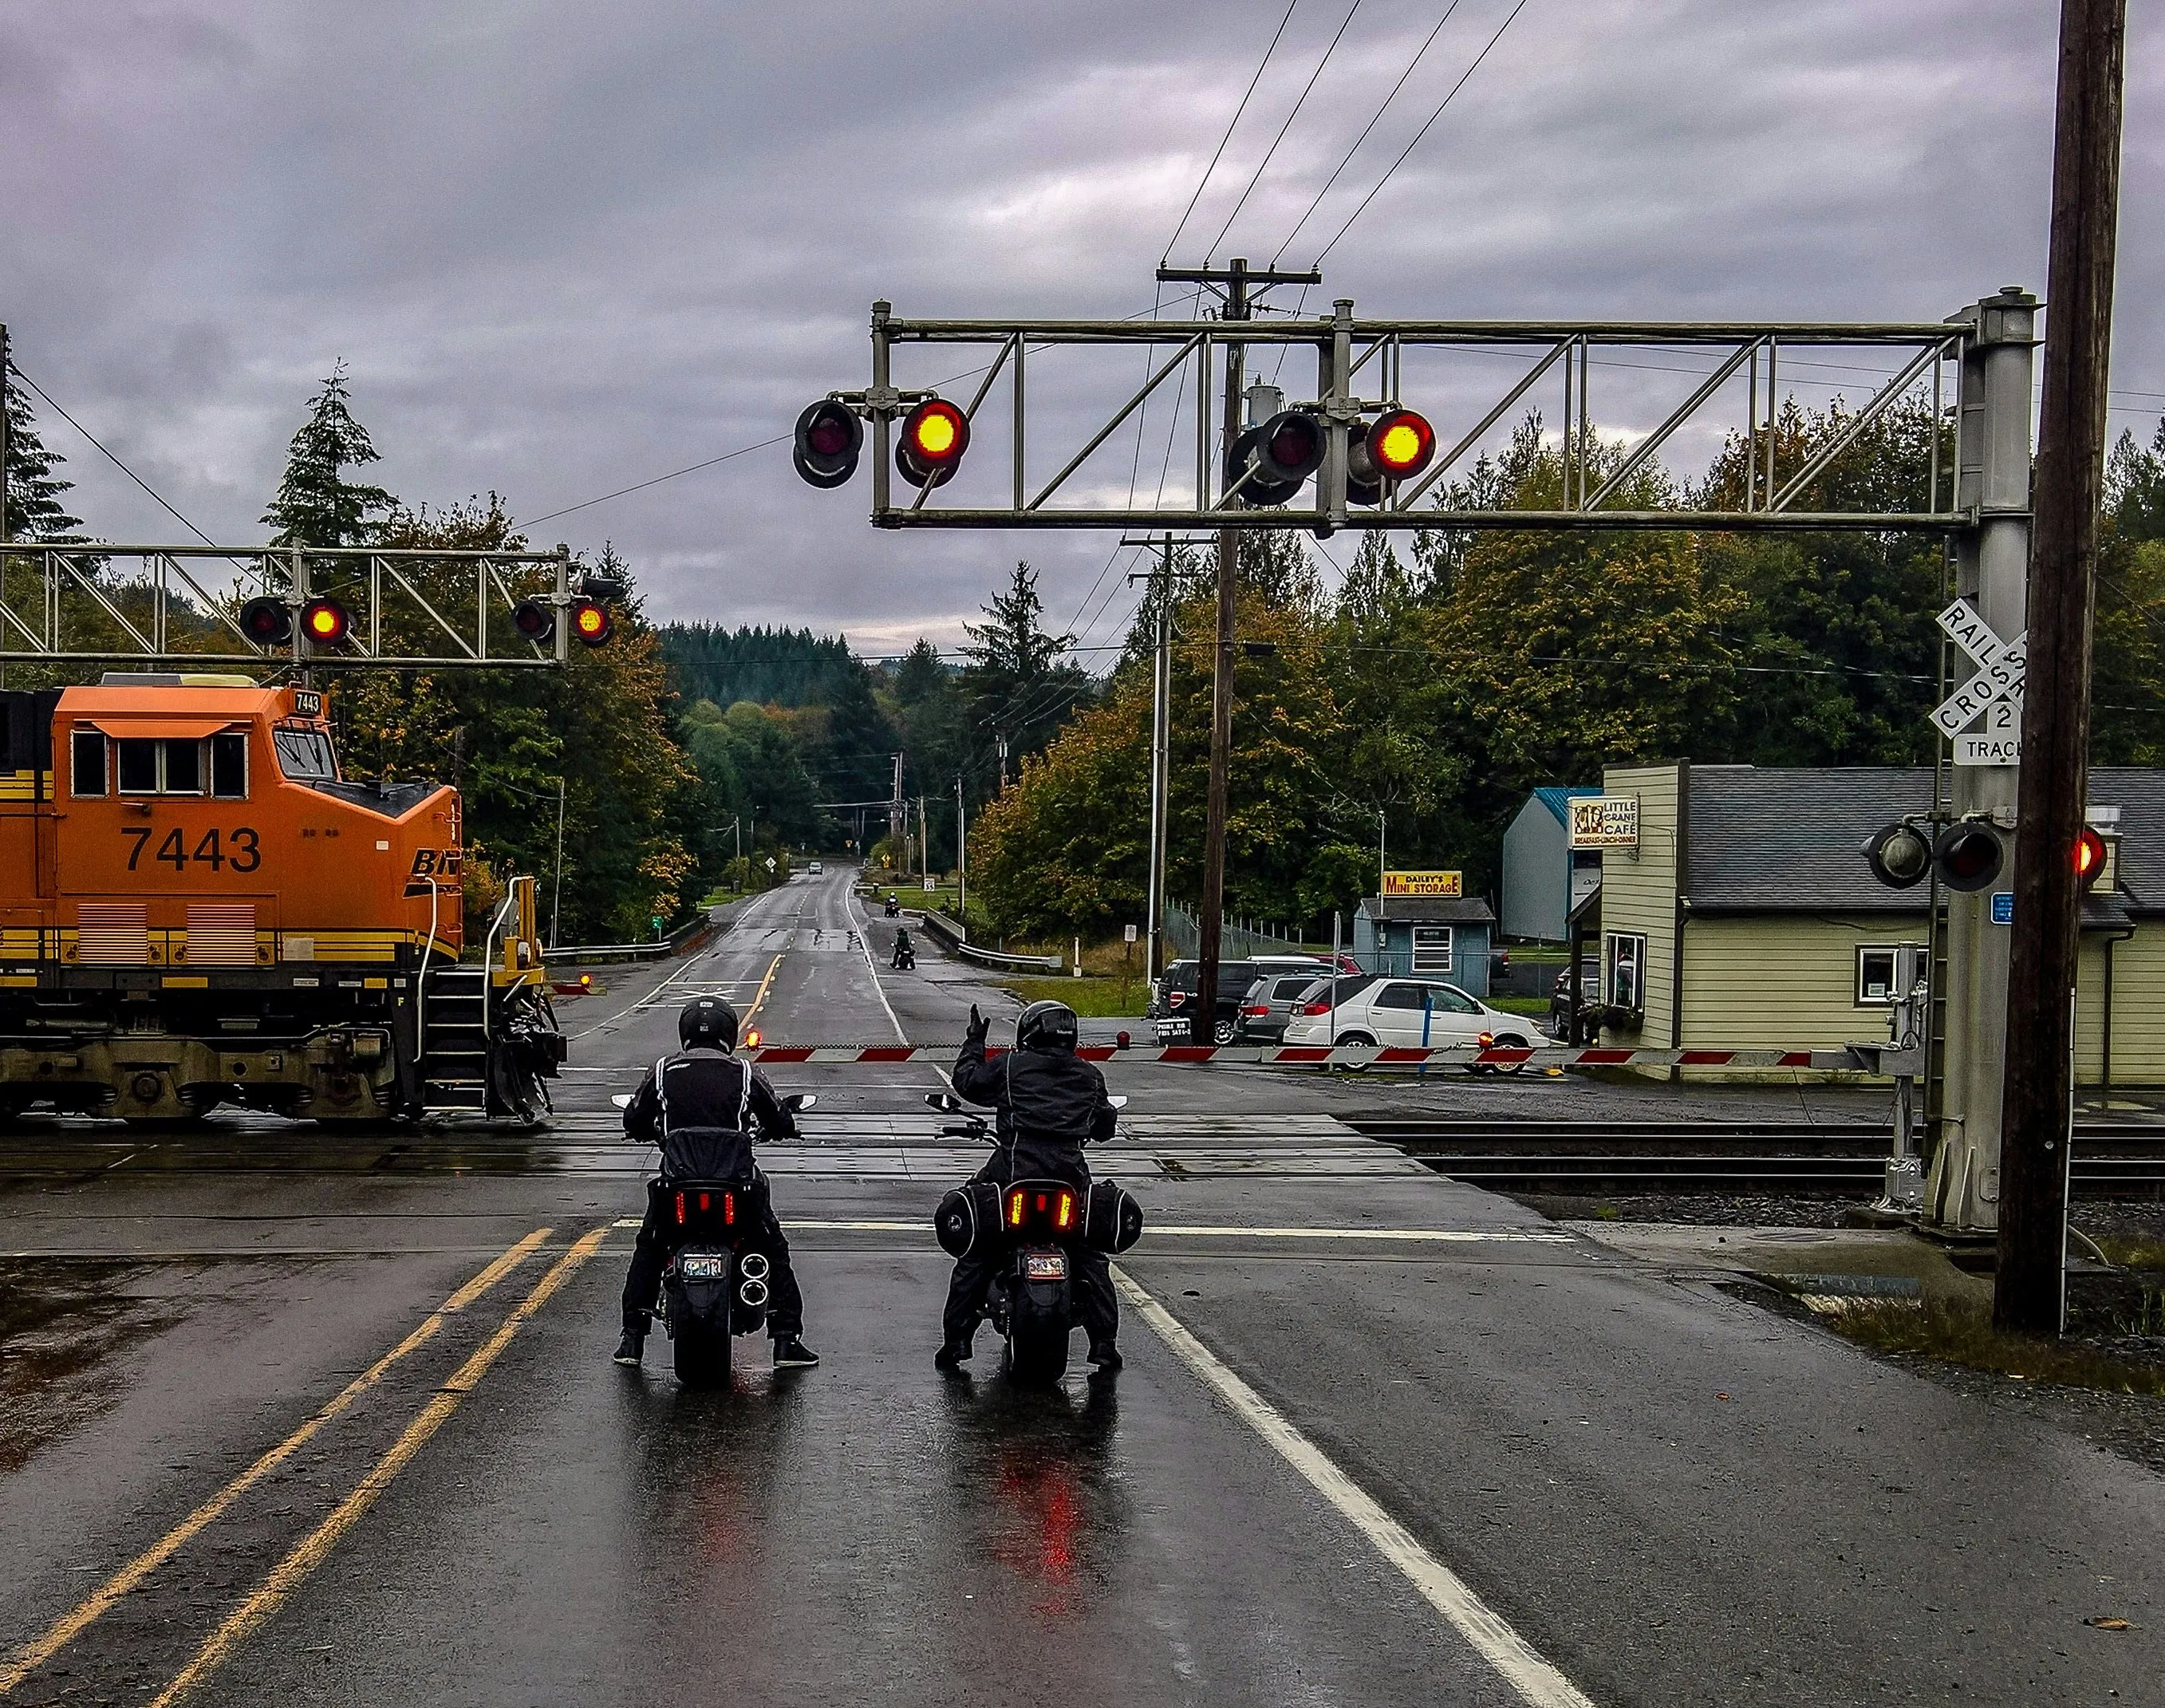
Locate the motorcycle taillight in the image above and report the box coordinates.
[1055,1191,1073,1230]
[698,1191,711,1213]
[724,1192,735,1225]
[674,1190,686,1225]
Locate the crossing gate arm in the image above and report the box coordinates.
[743,1043,1925,1072]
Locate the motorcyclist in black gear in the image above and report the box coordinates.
[891,926,914,969]
[615,996,818,1369]
[937,999,1121,1373]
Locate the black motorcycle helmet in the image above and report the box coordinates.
[678,996,739,1051]
[1015,999,1079,1055]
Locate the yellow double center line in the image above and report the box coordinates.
[0,1225,605,1706]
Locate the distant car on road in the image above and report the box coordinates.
[806,860,823,874]
[1281,975,1535,1071]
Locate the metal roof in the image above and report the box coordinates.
[1359,895,1498,925]
[1685,764,2165,918]
[1530,785,1602,826]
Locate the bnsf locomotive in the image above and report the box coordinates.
[0,675,564,1124]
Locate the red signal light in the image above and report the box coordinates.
[897,399,970,488]
[572,600,613,647]
[301,598,349,646]
[239,596,293,645]
[2075,826,2108,888]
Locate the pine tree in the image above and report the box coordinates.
[3,366,85,541]
[961,561,1091,768]
[261,364,396,547]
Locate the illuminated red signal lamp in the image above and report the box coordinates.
[896,399,970,488]
[511,598,555,642]
[571,600,613,647]
[239,596,293,646]
[2075,825,2108,890]
[301,598,349,647]
[1346,408,1437,504]
[794,398,863,488]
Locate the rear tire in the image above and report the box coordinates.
[1004,1321,1071,1387]
[672,1311,733,1388]
[1212,1019,1236,1046]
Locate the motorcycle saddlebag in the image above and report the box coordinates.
[934,1179,1003,1258]
[1082,1179,1143,1252]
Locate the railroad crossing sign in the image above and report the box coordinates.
[1930,598,2025,767]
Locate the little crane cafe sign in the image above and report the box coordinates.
[1568,796,1640,850]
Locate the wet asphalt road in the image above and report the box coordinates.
[1,865,2159,1707]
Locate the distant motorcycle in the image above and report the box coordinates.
[611,1090,817,1386]
[892,929,916,970]
[929,1091,1142,1384]
[884,894,901,917]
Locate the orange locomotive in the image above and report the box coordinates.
[0,674,563,1123]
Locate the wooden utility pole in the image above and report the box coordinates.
[1997,0,2126,1335]
[1156,258,1318,1043]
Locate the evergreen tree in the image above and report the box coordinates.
[961,561,1092,769]
[2,366,84,541]
[262,364,396,547]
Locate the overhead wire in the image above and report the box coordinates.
[1161,0,1304,266]
[7,364,218,545]
[1310,0,1531,267]
[1201,0,1366,266]
[1270,1,1464,267]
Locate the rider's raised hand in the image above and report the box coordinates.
[965,1004,989,1046]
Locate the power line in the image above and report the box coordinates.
[1161,0,1303,266]
[8,364,217,545]
[511,436,787,531]
[1202,0,1366,266]
[1311,0,1531,267]
[1271,1,1464,266]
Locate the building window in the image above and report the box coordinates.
[211,732,248,799]
[1410,925,1453,973]
[71,729,108,797]
[1856,946,1902,1007]
[1604,932,1646,1012]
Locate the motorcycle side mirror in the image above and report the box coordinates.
[1107,1095,1129,1110]
[782,1092,818,1112]
[609,1094,633,1109]
[925,1091,962,1114]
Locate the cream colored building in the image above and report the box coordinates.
[1586,763,2163,1087]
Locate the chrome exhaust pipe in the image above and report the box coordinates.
[739,1252,771,1283]
[738,1276,770,1309]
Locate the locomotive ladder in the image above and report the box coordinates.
[419,964,491,1111]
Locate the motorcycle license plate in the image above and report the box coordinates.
[1023,1251,1067,1281]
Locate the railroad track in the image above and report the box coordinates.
[1343,1118,2165,1194]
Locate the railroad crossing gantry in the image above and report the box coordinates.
[0,543,615,670]
[799,284,2038,1242]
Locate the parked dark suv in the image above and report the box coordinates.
[1548,957,1603,1043]
[1150,955,1331,1043]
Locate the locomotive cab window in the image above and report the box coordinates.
[211,732,248,799]
[274,728,337,781]
[71,729,108,797]
[117,738,206,795]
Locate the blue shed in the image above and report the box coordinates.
[1500,786,1601,943]
[1352,896,1497,996]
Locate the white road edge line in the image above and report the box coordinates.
[849,879,963,1095]
[1111,1267,1599,1708]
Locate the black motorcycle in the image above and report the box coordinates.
[613,1090,817,1387]
[884,894,901,917]
[929,1091,1142,1384]
[892,928,916,970]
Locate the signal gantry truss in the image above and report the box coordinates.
[0,544,594,671]
[830,298,1993,534]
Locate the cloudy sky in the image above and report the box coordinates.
[5,2,2160,659]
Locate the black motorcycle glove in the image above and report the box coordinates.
[965,1004,989,1047]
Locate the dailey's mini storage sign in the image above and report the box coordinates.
[1567,796,1640,850]
[1381,870,1463,898]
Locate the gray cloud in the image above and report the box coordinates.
[2,1,2154,656]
